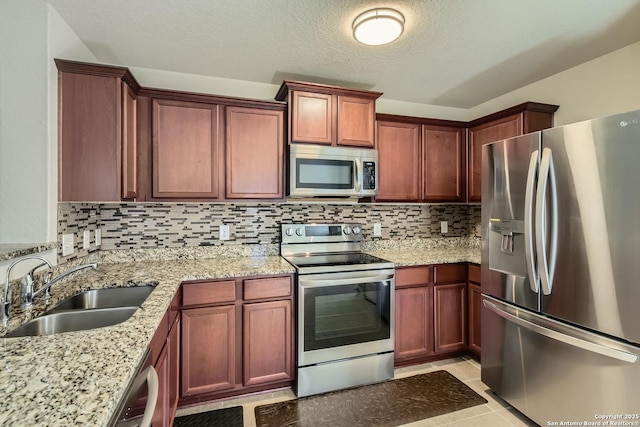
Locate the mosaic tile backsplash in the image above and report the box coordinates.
[58,203,482,263]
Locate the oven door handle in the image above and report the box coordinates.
[299,274,394,288]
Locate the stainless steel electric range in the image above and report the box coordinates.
[280,222,395,397]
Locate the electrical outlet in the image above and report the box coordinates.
[440,221,448,234]
[83,230,90,250]
[95,229,102,246]
[62,233,74,256]
[373,223,382,236]
[219,225,230,241]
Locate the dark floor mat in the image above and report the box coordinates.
[254,370,487,427]
[174,405,243,427]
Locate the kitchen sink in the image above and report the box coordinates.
[47,286,155,312]
[4,306,138,338]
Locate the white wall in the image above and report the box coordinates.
[468,41,640,126]
[0,1,49,244]
[0,0,95,245]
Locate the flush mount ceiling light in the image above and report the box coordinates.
[352,8,405,46]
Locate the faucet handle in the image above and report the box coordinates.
[43,271,54,300]
[21,262,51,309]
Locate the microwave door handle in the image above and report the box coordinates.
[354,158,362,192]
[299,274,394,288]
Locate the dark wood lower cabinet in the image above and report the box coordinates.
[395,286,433,361]
[395,263,477,367]
[243,300,293,386]
[433,282,467,353]
[181,305,237,396]
[178,275,294,405]
[468,263,482,357]
[149,296,181,427]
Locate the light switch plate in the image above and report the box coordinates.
[219,225,230,241]
[373,223,382,236]
[83,230,90,250]
[440,221,448,233]
[95,229,102,246]
[62,233,74,256]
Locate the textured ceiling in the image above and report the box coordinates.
[47,0,640,108]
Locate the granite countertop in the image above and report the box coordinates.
[0,241,480,426]
[0,255,294,427]
[367,246,480,266]
[0,243,59,262]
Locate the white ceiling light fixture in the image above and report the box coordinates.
[352,8,405,46]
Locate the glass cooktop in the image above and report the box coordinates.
[283,252,394,274]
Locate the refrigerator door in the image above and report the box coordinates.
[540,110,640,344]
[482,295,640,427]
[481,133,540,311]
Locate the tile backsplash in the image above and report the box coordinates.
[58,202,481,263]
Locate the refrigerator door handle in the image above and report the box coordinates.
[535,148,558,295]
[524,150,540,292]
[483,299,638,363]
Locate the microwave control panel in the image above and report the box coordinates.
[363,161,376,190]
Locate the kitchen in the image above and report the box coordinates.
[2,1,640,426]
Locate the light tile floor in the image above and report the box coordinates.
[176,356,539,426]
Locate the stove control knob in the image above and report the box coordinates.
[343,226,352,235]
[295,227,304,236]
[285,228,294,236]
[352,226,361,235]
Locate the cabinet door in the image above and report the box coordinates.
[376,121,421,201]
[433,283,467,353]
[225,107,284,199]
[290,91,333,144]
[152,342,169,427]
[243,300,293,386]
[181,305,236,396]
[58,72,122,201]
[395,286,433,363]
[468,113,522,202]
[152,99,220,198]
[167,314,180,426]
[122,82,137,200]
[337,96,375,147]
[423,125,466,202]
[468,283,482,356]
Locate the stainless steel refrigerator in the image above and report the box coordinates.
[481,109,640,426]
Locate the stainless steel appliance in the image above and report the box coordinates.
[111,348,158,427]
[482,109,640,426]
[288,144,378,198]
[281,223,394,397]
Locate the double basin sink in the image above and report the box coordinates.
[4,286,155,338]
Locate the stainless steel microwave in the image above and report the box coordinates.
[288,144,378,198]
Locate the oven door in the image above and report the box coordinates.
[298,269,395,366]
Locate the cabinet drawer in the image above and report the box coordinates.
[244,276,292,301]
[433,264,467,284]
[182,280,236,306]
[395,266,432,288]
[468,264,481,284]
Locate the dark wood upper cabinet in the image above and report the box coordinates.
[376,115,467,202]
[276,81,381,148]
[225,106,284,199]
[337,95,376,147]
[152,98,221,199]
[56,59,140,201]
[290,91,334,145]
[423,125,466,202]
[376,120,422,201]
[468,102,558,202]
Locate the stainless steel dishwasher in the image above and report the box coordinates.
[110,347,159,427]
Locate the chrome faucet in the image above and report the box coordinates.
[2,256,53,327]
[32,262,99,302]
